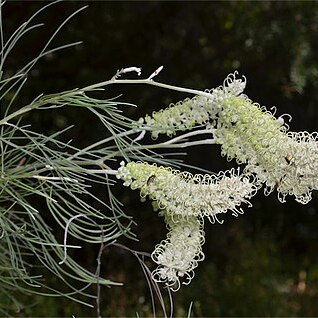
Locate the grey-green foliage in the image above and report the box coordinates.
[0,1,161,313]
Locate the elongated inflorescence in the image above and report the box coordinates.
[142,71,246,139]
[151,215,205,291]
[215,94,318,204]
[117,160,258,289]
[117,161,257,222]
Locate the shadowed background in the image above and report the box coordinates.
[3,1,318,316]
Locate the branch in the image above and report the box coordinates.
[0,66,213,125]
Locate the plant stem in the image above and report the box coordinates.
[0,78,212,125]
[83,78,213,99]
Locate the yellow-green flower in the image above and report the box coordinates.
[215,94,318,204]
[117,161,258,290]
[142,71,246,139]
[117,161,257,222]
[141,72,318,204]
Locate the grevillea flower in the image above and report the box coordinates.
[116,161,258,290]
[116,72,318,292]
[116,161,258,223]
[214,94,318,204]
[151,214,205,291]
[141,71,318,204]
[141,71,246,139]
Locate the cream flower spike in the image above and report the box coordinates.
[116,161,258,291]
[151,215,205,291]
[142,71,246,139]
[116,161,258,223]
[214,93,318,204]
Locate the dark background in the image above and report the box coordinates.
[3,1,318,317]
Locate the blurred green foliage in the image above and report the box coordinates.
[3,1,318,317]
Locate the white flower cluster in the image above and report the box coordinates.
[141,72,318,204]
[116,161,257,289]
[117,71,318,290]
[117,161,257,222]
[151,215,205,291]
[141,71,246,139]
[274,131,318,204]
[215,94,318,204]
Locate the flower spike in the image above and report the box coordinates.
[117,161,258,221]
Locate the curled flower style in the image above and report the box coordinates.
[214,94,318,204]
[275,131,318,204]
[151,215,205,291]
[116,161,258,223]
[142,71,246,139]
